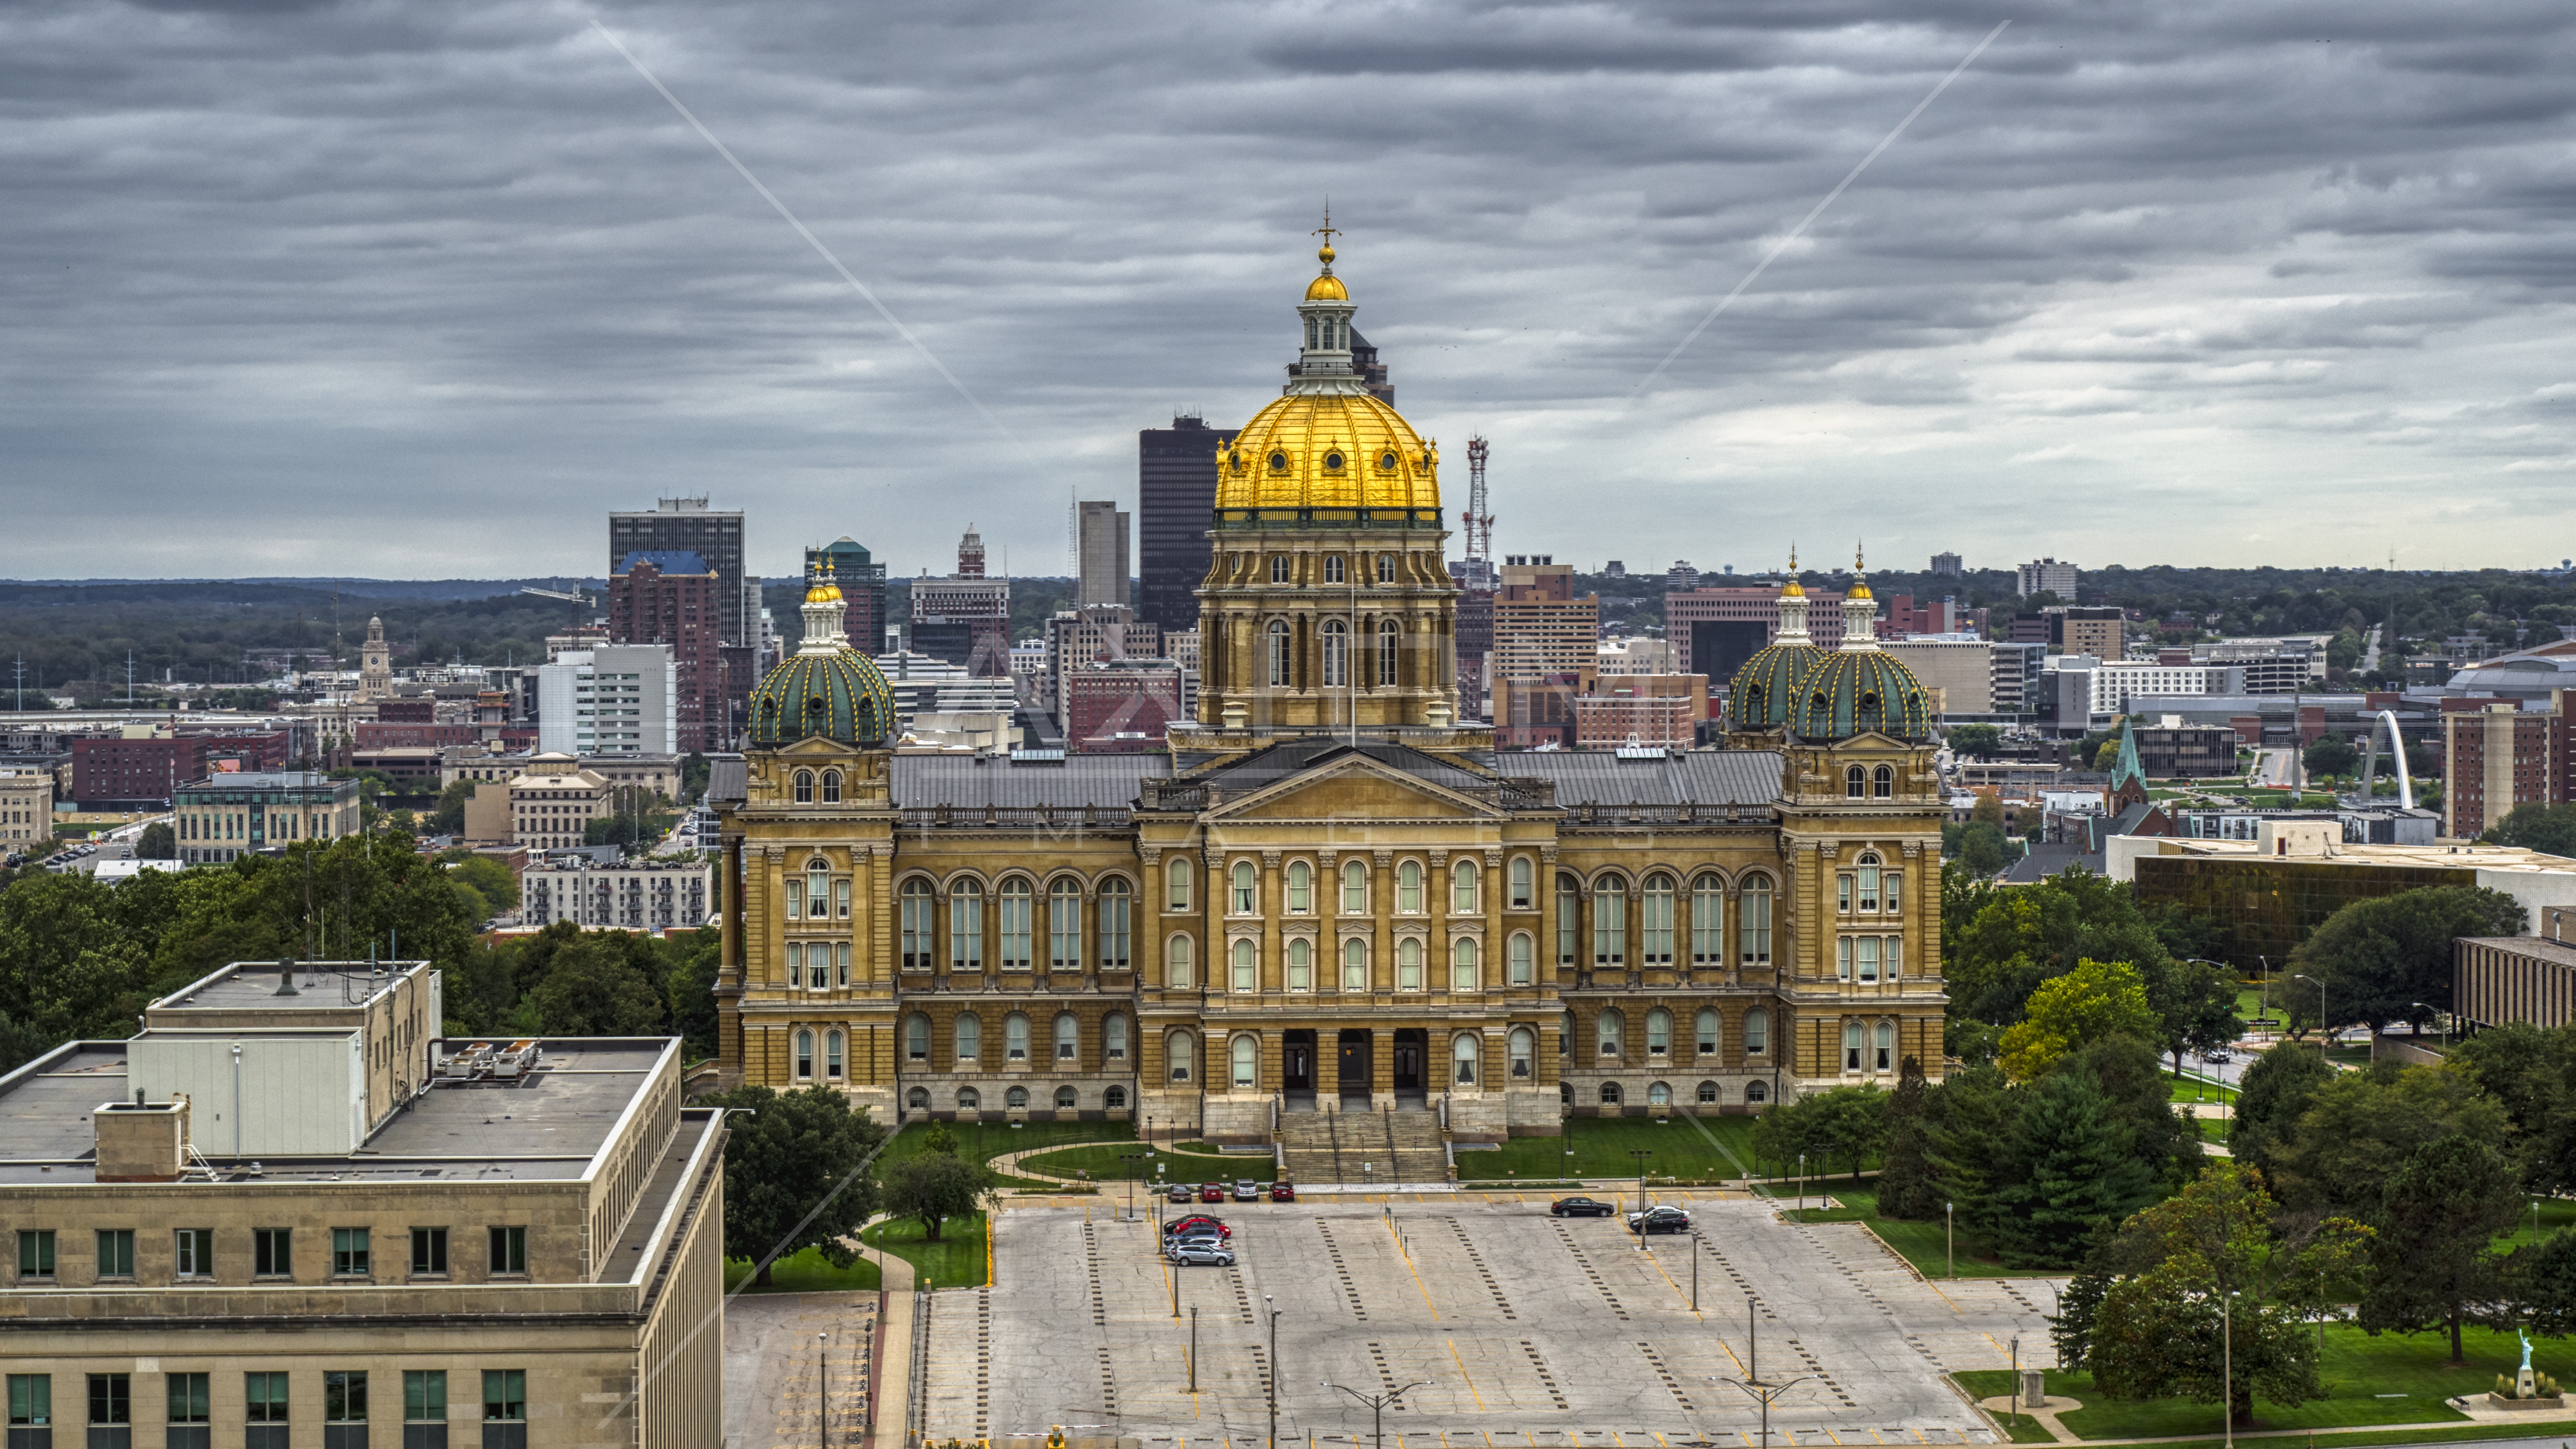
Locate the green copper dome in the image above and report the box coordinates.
[1731,645,1932,741]
[748,649,896,748]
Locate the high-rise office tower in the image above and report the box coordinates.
[908,528,1012,676]
[608,497,750,646]
[807,537,890,656]
[1137,414,1238,635]
[1076,501,1131,608]
[607,552,728,752]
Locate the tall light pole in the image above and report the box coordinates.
[1690,1229,1700,1310]
[1946,1202,1955,1280]
[1628,1149,1653,1245]
[1121,1150,1146,1221]
[1721,1373,1811,1449]
[817,1331,830,1449]
[2292,972,2327,1049]
[2223,1289,2239,1449]
[1265,1294,1281,1449]
[1323,1380,1426,1449]
[2410,1002,2447,1056]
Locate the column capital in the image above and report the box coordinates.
[1261,851,1283,868]
[1373,851,1394,868]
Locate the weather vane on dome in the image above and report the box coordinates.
[1312,204,1338,270]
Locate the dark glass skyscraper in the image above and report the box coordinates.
[1136,414,1237,636]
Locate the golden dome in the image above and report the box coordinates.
[1217,391,1438,511]
[804,562,842,605]
[1781,544,1805,598]
[1304,272,1348,302]
[1845,543,1871,600]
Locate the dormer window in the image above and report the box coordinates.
[1269,451,1289,473]
[1378,451,1399,471]
[1323,451,1345,473]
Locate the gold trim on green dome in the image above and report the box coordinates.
[748,648,895,748]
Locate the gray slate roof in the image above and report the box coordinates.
[706,758,748,806]
[1198,739,1495,797]
[1504,750,1781,807]
[892,755,1166,810]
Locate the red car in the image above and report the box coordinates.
[1164,1214,1230,1240]
[1198,1182,1226,1203]
[1270,1182,1297,1202]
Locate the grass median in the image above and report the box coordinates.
[723,1245,881,1294]
[862,1213,991,1290]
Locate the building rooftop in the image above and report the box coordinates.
[175,771,346,791]
[153,959,421,1015]
[2130,837,2576,874]
[2460,934,2576,965]
[0,1036,676,1185]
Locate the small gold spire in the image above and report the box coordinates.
[1312,205,1338,271]
[1782,544,1805,598]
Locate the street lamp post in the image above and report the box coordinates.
[817,1332,830,1449]
[1628,1149,1653,1246]
[1266,1294,1281,1449]
[1946,1202,1955,1279]
[2009,1334,2019,1430]
[1322,1380,1427,1449]
[1691,1229,1700,1310]
[2410,1001,2448,1056]
[2292,972,2328,1050]
[1797,1153,1806,1217]
[1720,1374,1812,1449]
[2223,1289,2239,1449]
[1120,1151,1146,1221]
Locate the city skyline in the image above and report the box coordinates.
[6,2,2575,578]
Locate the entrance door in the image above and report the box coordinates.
[1283,1030,1316,1094]
[1337,1029,1373,1102]
[1392,1028,1426,1094]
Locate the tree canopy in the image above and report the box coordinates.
[1998,958,2157,1081]
[704,1084,886,1285]
[2282,886,2526,1033]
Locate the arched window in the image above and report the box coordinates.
[1509,855,1533,909]
[957,1086,981,1112]
[1646,1008,1671,1056]
[1856,852,1881,914]
[1268,621,1292,686]
[1231,1035,1257,1089]
[1341,860,1367,914]
[1166,857,1191,911]
[1005,1085,1030,1110]
[825,1030,844,1080]
[1321,620,1348,687]
[1287,860,1311,914]
[1739,876,1773,967]
[1698,1080,1720,1105]
[1873,764,1895,799]
[1845,764,1867,799]
[1097,880,1128,968]
[1324,555,1345,584]
[1745,1080,1768,1104]
[1648,1081,1671,1108]
[1691,874,1724,965]
[1054,1085,1078,1109]
[1453,1034,1479,1085]
[1104,1085,1128,1109]
[1641,874,1674,963]
[1844,1021,1865,1072]
[997,878,1034,969]
[1599,1082,1623,1106]
[1509,1026,1535,1079]
[1695,1008,1719,1057]
[794,770,815,805]
[794,1029,814,1080]
[949,879,983,971]
[1592,876,1627,965]
[1397,860,1423,914]
[1453,860,1480,914]
[1270,554,1291,584]
[1451,937,1478,993]
[1232,860,1258,914]
[1167,934,1194,990]
[1745,1008,1769,1056]
[1288,937,1312,991]
[1048,878,1082,969]
[1167,1031,1194,1082]
[1597,1009,1623,1058]
[901,879,935,969]
[1876,1021,1896,1072]
[1557,873,1580,964]
[1342,938,1368,991]
[954,1013,981,1063]
[907,1086,931,1110]
[1054,1012,1079,1061]
[807,859,831,919]
[1378,618,1400,684]
[1396,937,1423,991]
[1508,932,1534,986]
[1231,938,1257,992]
[1104,1013,1129,1061]
[905,1013,931,1062]
[1378,554,1396,584]
[820,770,842,805]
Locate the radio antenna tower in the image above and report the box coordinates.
[1464,436,1494,566]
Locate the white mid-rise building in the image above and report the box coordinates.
[522,857,712,932]
[538,645,677,756]
[2051,657,2243,724]
[2017,557,2080,598]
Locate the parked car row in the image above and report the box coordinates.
[1550,1196,1694,1234]
[1164,1180,1296,1204]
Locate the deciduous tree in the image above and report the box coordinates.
[882,1151,994,1242]
[1998,958,2157,1082]
[707,1085,885,1285]
[2283,886,2526,1033]
[2359,1136,2521,1362]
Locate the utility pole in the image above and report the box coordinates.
[1322,1380,1424,1449]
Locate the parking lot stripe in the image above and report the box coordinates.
[1390,1215,1444,1321]
[1447,1339,1486,1409]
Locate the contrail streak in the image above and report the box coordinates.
[590,19,1024,451]
[1631,19,2011,400]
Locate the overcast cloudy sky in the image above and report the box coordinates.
[6,0,2574,582]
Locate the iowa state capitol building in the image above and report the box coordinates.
[710,242,1947,1146]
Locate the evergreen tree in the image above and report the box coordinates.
[1989,1066,2158,1269]
[2359,1136,2521,1362]
[2229,1042,2336,1174]
[1877,1056,1942,1220]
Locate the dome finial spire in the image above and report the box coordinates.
[1312,203,1338,271]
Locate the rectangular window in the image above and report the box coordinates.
[167,1373,210,1448]
[482,1371,526,1449]
[836,878,851,919]
[1837,874,1853,915]
[949,894,982,971]
[1556,877,1578,964]
[1590,887,1625,965]
[7,1375,50,1435]
[1857,864,1879,914]
[1857,936,1880,984]
[1887,937,1903,977]
[403,1372,448,1449]
[95,1230,134,1280]
[488,1227,526,1276]
[1100,891,1130,969]
[412,1228,449,1276]
[901,891,934,969]
[174,1228,213,1278]
[998,889,1031,969]
[245,1372,290,1449]
[1740,890,1772,967]
[332,1227,371,1277]
[87,1375,128,1435]
[326,1371,368,1448]
[1836,936,1852,981]
[254,1228,291,1278]
[18,1229,54,1279]
[1885,873,1902,915]
[1640,887,1671,964]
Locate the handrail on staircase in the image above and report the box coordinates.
[1383,1103,1401,1188]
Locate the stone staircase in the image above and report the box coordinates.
[1278,1106,1449,1185]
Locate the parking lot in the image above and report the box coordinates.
[919,1195,2058,1446]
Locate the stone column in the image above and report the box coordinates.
[1428,850,1450,995]
[1484,850,1504,994]
[1261,851,1283,994]
[1372,852,1394,994]
[1538,846,1559,985]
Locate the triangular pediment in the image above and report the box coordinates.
[1207,755,1505,823]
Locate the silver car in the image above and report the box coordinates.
[1167,1239,1235,1267]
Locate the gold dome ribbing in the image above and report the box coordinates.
[1217,393,1439,511]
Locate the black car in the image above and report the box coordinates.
[1550,1196,1617,1217]
[1628,1206,1692,1235]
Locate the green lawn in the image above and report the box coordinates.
[723,1245,881,1294]
[861,1212,990,1290]
[1024,1140,1246,1182]
[1455,1113,1770,1183]
[2164,1071,2237,1105]
[2494,1195,2576,1252]
[1781,1183,2029,1279]
[1953,1323,2576,1440]
[874,1117,1130,1174]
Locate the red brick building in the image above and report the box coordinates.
[608,554,730,753]
[355,722,472,750]
[1065,664,1184,754]
[71,734,210,807]
[2444,698,2571,838]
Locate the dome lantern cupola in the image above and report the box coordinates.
[746,555,896,749]
[1839,543,1880,653]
